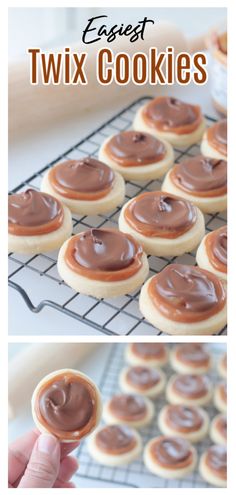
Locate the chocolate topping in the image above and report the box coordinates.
[205,445,227,479]
[148,264,226,323]
[49,158,115,199]
[131,343,167,361]
[150,436,193,468]
[126,366,161,390]
[142,96,202,135]
[175,343,210,368]
[35,371,98,440]
[207,119,227,156]
[124,191,197,238]
[215,415,227,439]
[219,382,227,403]
[206,226,227,273]
[172,374,211,399]
[8,189,64,236]
[64,228,143,281]
[105,131,166,167]
[109,394,147,421]
[170,156,227,197]
[165,405,204,432]
[221,353,227,371]
[96,425,136,454]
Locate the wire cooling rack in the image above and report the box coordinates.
[75,343,227,488]
[8,97,227,335]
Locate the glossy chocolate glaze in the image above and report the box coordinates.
[49,158,115,200]
[35,371,98,440]
[65,228,143,281]
[205,445,227,479]
[148,264,226,323]
[207,119,227,156]
[109,394,147,421]
[172,374,211,399]
[175,343,210,368]
[131,343,167,360]
[126,366,161,390]
[142,96,202,135]
[150,436,193,468]
[165,405,204,433]
[105,131,166,167]
[8,189,64,236]
[124,191,197,238]
[95,425,136,454]
[170,156,227,197]
[206,226,227,273]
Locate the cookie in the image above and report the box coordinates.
[201,119,227,160]
[125,343,168,368]
[119,365,166,398]
[166,374,212,407]
[196,226,227,281]
[103,393,154,429]
[217,352,227,379]
[210,414,227,446]
[170,344,212,374]
[144,436,197,478]
[214,382,227,413]
[158,404,209,443]
[199,445,227,487]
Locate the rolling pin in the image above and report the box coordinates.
[8,342,101,420]
[9,21,195,139]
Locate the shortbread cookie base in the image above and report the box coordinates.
[162,170,227,213]
[210,414,227,446]
[143,438,197,478]
[103,396,154,429]
[133,105,206,147]
[88,427,142,466]
[8,205,72,254]
[170,347,212,375]
[98,135,174,181]
[31,368,102,443]
[217,355,227,379]
[199,451,227,487]
[125,344,169,368]
[119,201,205,256]
[201,136,227,160]
[119,366,166,398]
[158,405,209,443]
[214,385,227,413]
[196,236,227,281]
[166,375,213,407]
[139,276,227,336]
[41,168,125,215]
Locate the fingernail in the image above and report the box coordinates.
[37,434,59,455]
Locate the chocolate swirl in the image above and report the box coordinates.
[172,374,211,399]
[49,158,115,199]
[148,264,226,323]
[150,437,193,468]
[126,366,161,390]
[64,228,143,281]
[205,445,227,479]
[170,156,227,197]
[142,96,202,134]
[165,405,204,432]
[8,189,64,236]
[96,425,136,454]
[109,394,147,421]
[35,371,97,439]
[105,131,166,167]
[206,226,227,273]
[124,192,197,238]
[207,119,227,156]
[131,343,166,360]
[175,343,210,367]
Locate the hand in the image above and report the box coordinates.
[9,429,79,488]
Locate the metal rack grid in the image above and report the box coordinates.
[75,343,227,488]
[8,97,227,336]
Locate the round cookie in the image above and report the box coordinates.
[119,365,166,398]
[143,436,197,478]
[170,343,212,375]
[139,264,227,336]
[31,368,102,442]
[103,393,154,429]
[98,130,174,181]
[41,157,125,215]
[210,414,227,446]
[166,374,212,407]
[217,352,227,379]
[118,191,205,257]
[8,189,72,254]
[162,155,227,214]
[199,445,227,487]
[57,228,149,298]
[196,226,227,281]
[214,382,227,413]
[158,404,209,443]
[133,96,205,147]
[88,424,142,466]
[201,119,227,160]
[125,343,168,368]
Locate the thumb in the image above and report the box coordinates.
[18,434,60,488]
